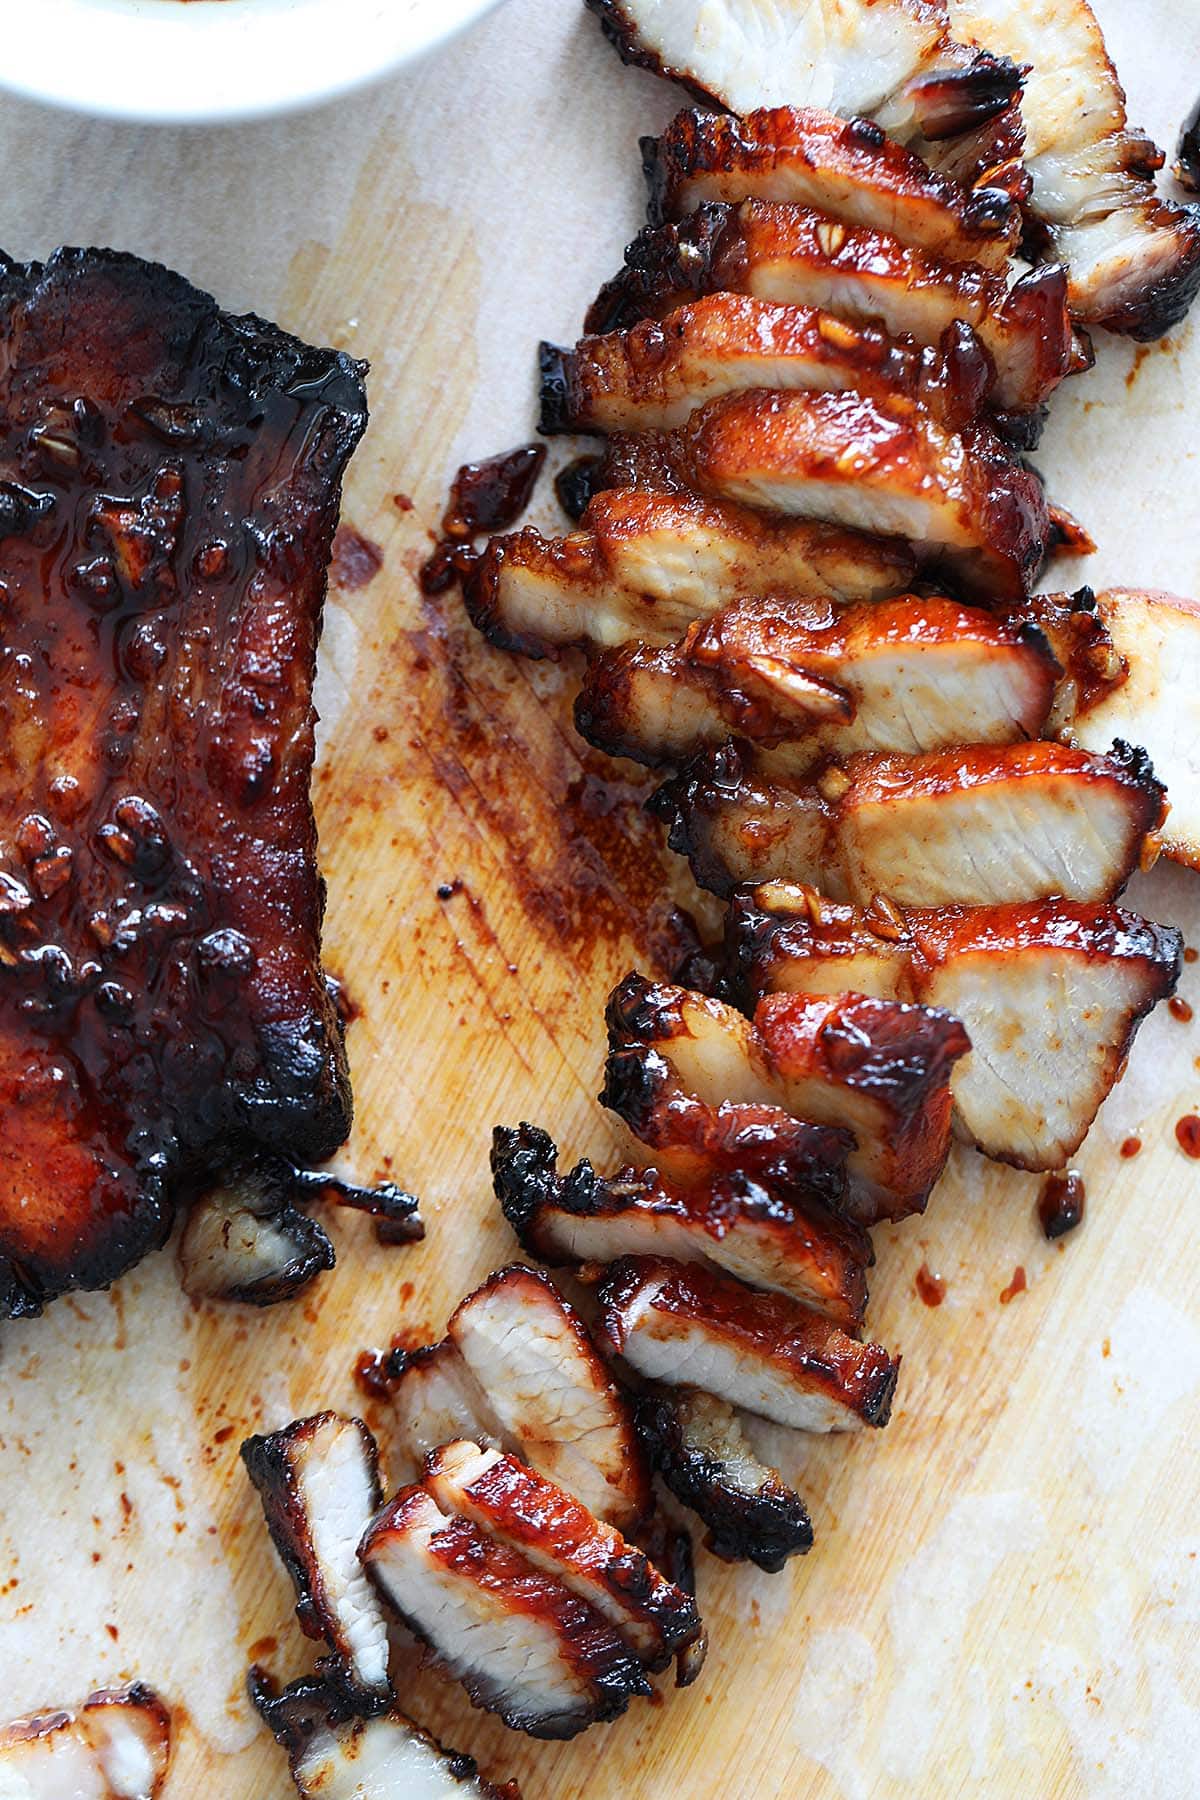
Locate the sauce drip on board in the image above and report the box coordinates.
[999,1266,1027,1305]
[1175,1115,1200,1158]
[914,1262,946,1306]
[1037,1171,1086,1239]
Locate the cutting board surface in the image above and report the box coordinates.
[2,4,1200,1796]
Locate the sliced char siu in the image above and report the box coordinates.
[241,1412,392,1709]
[176,1159,422,1304]
[575,594,1061,773]
[636,1387,814,1572]
[729,886,1182,1169]
[643,108,1021,270]
[1065,590,1200,871]
[541,294,991,435]
[423,1439,703,1672]
[949,0,1200,336]
[447,1264,652,1530]
[600,1048,855,1200]
[0,1685,171,1799]
[491,1121,870,1327]
[461,487,914,658]
[250,1670,520,1798]
[603,974,969,1223]
[596,1257,900,1431]
[176,1159,336,1307]
[593,390,1051,601]
[0,249,366,1316]
[653,739,1166,905]
[585,203,1085,421]
[587,0,1021,146]
[359,1486,649,1739]
[383,1340,506,1486]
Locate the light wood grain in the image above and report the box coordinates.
[2,3,1200,1796]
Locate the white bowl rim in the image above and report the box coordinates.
[0,0,506,126]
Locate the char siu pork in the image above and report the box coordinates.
[241,1413,392,1710]
[0,1685,170,1799]
[462,487,914,658]
[0,249,366,1316]
[585,203,1084,425]
[592,389,1051,600]
[491,1120,871,1326]
[949,0,1200,335]
[575,594,1060,772]
[423,1439,703,1671]
[250,1669,520,1797]
[729,886,1181,1169]
[654,739,1165,904]
[636,1387,814,1571]
[359,1486,649,1738]
[596,1257,899,1430]
[643,108,1021,268]
[603,973,969,1221]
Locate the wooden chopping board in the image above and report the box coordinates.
[2,3,1200,1795]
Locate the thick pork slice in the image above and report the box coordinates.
[491,1120,870,1327]
[447,1265,651,1529]
[654,739,1165,905]
[636,1387,814,1572]
[586,0,1020,139]
[250,1670,519,1799]
[241,1412,392,1709]
[730,886,1182,1169]
[541,294,990,435]
[576,594,1060,772]
[424,1439,703,1671]
[360,1487,648,1739]
[585,203,1083,420]
[462,487,912,658]
[627,389,1050,600]
[604,974,969,1222]
[643,107,1021,269]
[0,1686,171,1800]
[1067,590,1200,871]
[597,1257,900,1431]
[949,0,1200,335]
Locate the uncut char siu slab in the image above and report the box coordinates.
[949,0,1200,336]
[603,974,969,1222]
[575,593,1061,772]
[592,390,1051,601]
[250,1671,521,1799]
[359,1486,649,1739]
[491,1120,871,1327]
[654,739,1165,904]
[596,1256,900,1431]
[540,293,991,435]
[729,887,1181,1169]
[585,203,1084,424]
[462,487,914,658]
[643,107,1021,270]
[0,249,366,1316]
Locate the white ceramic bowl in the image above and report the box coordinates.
[0,0,508,125]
